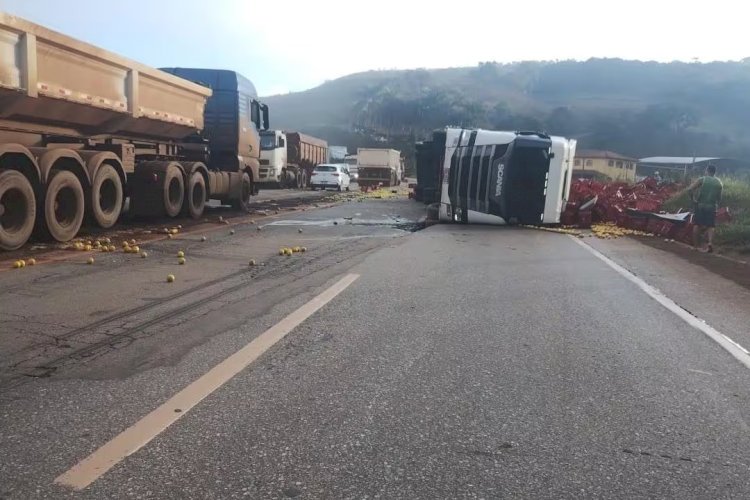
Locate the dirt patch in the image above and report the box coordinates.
[636,236,750,291]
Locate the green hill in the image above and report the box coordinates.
[262,58,750,167]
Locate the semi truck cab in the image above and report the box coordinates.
[258,130,328,189]
[432,128,575,225]
[259,130,287,184]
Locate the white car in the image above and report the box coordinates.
[310,164,351,191]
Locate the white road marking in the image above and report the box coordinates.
[55,273,360,490]
[571,237,750,369]
[688,369,714,376]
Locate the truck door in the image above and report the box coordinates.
[448,132,552,224]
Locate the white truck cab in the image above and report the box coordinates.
[259,130,287,184]
[435,128,576,225]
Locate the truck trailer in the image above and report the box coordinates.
[258,130,328,189]
[416,128,575,225]
[356,148,401,189]
[0,13,269,250]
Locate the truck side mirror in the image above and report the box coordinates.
[250,100,260,129]
[261,104,270,131]
[279,137,285,148]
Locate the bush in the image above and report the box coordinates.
[716,218,750,253]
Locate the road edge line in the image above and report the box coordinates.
[571,236,750,369]
[54,273,360,490]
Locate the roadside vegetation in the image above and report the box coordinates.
[664,177,750,253]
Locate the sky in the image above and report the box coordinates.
[1,0,747,96]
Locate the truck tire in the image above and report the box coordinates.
[0,170,36,251]
[89,164,123,228]
[162,164,184,217]
[296,170,305,189]
[231,172,252,212]
[183,171,206,219]
[42,170,85,242]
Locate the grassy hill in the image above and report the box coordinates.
[263,58,750,168]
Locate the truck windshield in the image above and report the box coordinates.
[260,134,277,150]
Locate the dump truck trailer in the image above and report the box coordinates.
[0,13,269,250]
[258,130,328,189]
[416,128,575,225]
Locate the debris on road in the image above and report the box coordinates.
[563,177,681,229]
[166,274,175,283]
[591,223,651,239]
[562,177,732,244]
[522,225,583,237]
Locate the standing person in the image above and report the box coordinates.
[687,164,723,252]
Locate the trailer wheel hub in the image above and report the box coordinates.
[54,186,78,228]
[0,188,25,232]
[99,178,118,213]
[192,181,205,207]
[168,177,181,206]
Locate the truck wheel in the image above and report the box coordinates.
[42,170,84,242]
[0,170,36,251]
[183,171,206,219]
[231,172,252,212]
[89,164,123,228]
[162,164,184,217]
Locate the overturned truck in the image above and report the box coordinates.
[415,128,576,225]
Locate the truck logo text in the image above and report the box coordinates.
[495,162,505,197]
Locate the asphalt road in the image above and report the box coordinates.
[3,198,750,499]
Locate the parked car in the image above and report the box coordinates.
[310,164,351,191]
